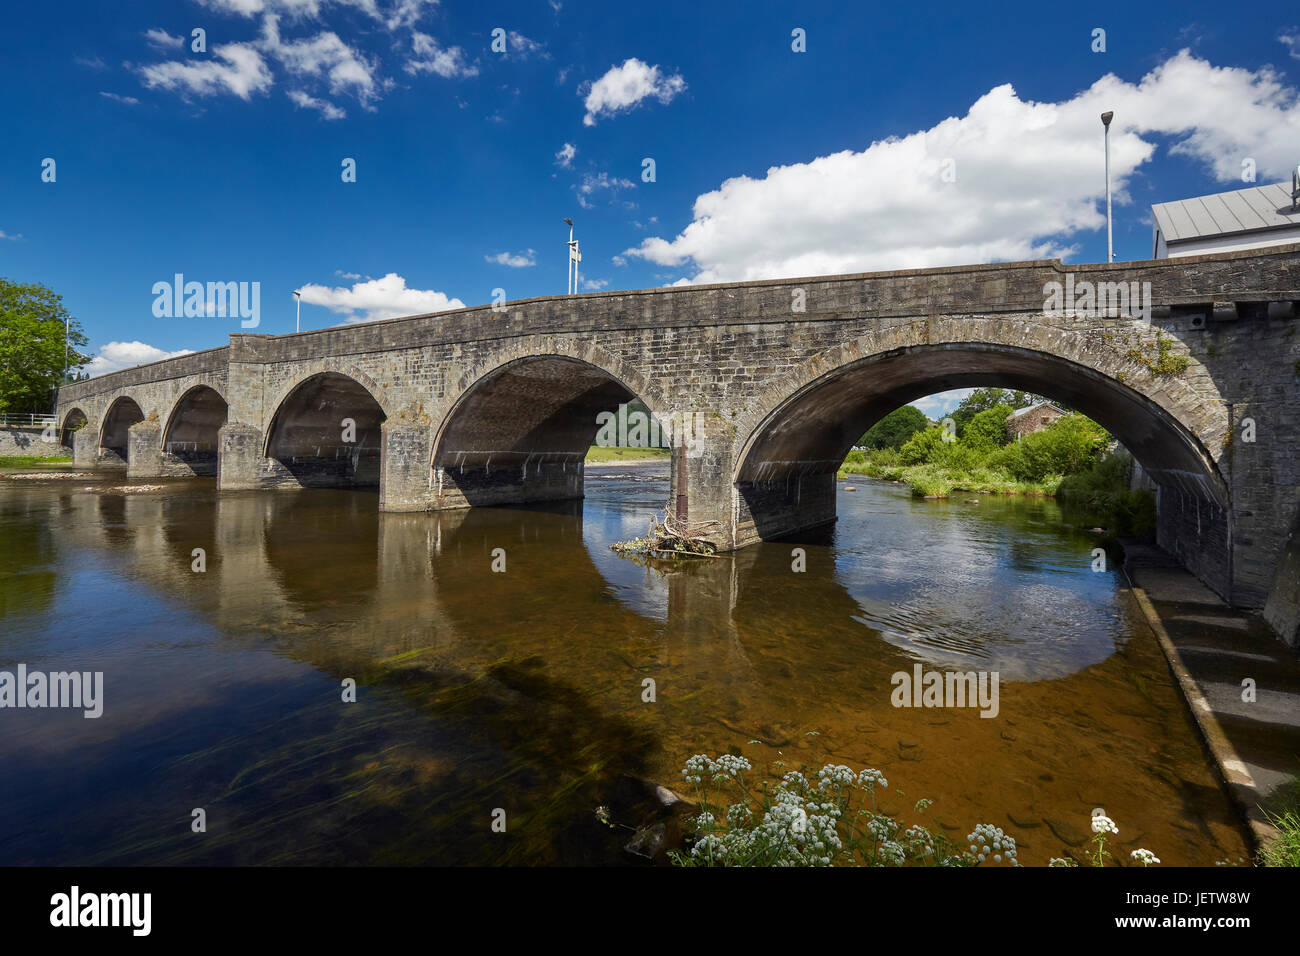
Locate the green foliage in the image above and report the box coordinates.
[1259,776,1300,867]
[986,414,1108,482]
[860,405,929,450]
[951,388,1037,435]
[961,404,1012,454]
[1057,452,1155,535]
[1126,332,1189,378]
[899,425,948,465]
[0,278,91,413]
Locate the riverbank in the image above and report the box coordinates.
[838,459,1059,498]
[585,445,670,464]
[0,455,72,468]
[1122,541,1300,861]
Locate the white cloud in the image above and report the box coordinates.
[287,89,345,118]
[260,15,384,106]
[87,341,195,377]
[575,171,635,209]
[554,142,576,168]
[0,230,22,241]
[75,55,107,70]
[144,28,185,51]
[581,277,608,291]
[624,51,1300,284]
[406,31,478,78]
[505,32,546,59]
[196,0,437,27]
[139,43,274,100]
[908,389,972,420]
[295,272,465,323]
[99,91,140,105]
[582,58,685,126]
[485,249,536,268]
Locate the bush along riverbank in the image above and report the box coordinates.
[840,400,1156,535]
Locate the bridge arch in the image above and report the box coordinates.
[59,407,88,454]
[264,370,388,487]
[431,345,668,508]
[98,396,145,466]
[162,384,229,476]
[731,319,1229,542]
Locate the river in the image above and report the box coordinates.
[0,463,1250,865]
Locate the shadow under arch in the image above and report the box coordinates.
[98,396,144,466]
[162,384,229,476]
[264,372,387,488]
[733,341,1228,542]
[430,354,669,509]
[60,407,88,453]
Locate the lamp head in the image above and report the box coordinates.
[1101,111,1114,128]
[563,217,573,227]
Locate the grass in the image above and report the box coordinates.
[584,445,671,462]
[0,455,72,467]
[838,453,1060,498]
[1259,776,1300,867]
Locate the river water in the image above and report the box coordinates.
[0,464,1249,865]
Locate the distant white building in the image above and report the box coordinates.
[1151,172,1300,258]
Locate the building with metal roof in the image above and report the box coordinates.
[1151,173,1300,258]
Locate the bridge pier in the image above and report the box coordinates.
[126,420,163,479]
[216,423,265,491]
[71,426,98,468]
[379,421,434,512]
[432,454,585,510]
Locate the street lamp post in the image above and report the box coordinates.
[293,290,301,333]
[564,217,581,294]
[1101,111,1114,263]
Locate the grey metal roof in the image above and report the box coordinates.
[1152,181,1300,243]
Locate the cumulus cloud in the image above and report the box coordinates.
[554,142,576,168]
[485,250,536,268]
[624,51,1300,284]
[140,43,274,100]
[1279,30,1300,59]
[581,277,608,291]
[582,58,685,126]
[406,31,478,78]
[908,389,971,420]
[295,272,465,323]
[260,15,384,107]
[87,341,195,377]
[504,31,546,59]
[287,89,344,118]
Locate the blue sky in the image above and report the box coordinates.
[2,0,1298,414]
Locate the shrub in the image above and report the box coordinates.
[987,414,1107,482]
[899,425,948,465]
[961,404,1012,454]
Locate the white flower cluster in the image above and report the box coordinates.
[967,823,1018,865]
[1130,848,1160,866]
[901,824,935,857]
[713,753,751,780]
[682,754,716,784]
[818,764,857,790]
[1048,857,1077,867]
[857,768,888,790]
[1091,812,1118,836]
[866,816,898,842]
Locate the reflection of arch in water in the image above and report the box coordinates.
[262,490,380,609]
[264,372,387,488]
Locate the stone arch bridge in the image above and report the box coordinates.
[56,247,1300,642]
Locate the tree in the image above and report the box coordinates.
[0,278,90,413]
[961,404,1013,453]
[950,388,1038,435]
[860,405,928,449]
